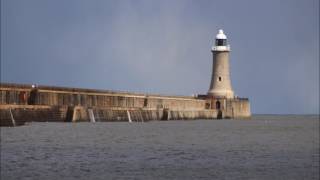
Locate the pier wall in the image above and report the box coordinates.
[0,83,221,126]
[0,105,218,126]
[225,98,251,118]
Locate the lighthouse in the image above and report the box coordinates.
[208,29,234,98]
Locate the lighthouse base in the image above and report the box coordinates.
[200,96,251,119]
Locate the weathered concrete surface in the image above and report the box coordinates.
[226,98,251,118]
[64,107,218,122]
[0,105,218,126]
[0,105,67,126]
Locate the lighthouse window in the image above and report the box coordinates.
[218,77,222,81]
[216,39,227,46]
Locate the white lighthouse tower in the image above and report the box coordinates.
[208,29,234,98]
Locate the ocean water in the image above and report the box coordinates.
[1,115,319,180]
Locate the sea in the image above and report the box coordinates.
[1,115,319,180]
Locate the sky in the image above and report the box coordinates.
[1,0,319,114]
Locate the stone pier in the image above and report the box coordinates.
[0,83,250,126]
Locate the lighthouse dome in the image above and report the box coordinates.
[216,29,227,39]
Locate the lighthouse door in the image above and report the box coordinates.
[216,101,221,110]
